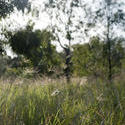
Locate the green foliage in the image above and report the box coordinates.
[5,67,23,77]
[9,26,62,75]
[0,55,8,76]
[9,26,41,59]
[72,37,104,77]
[103,38,125,77]
[72,37,125,79]
[0,54,12,77]
[37,43,63,75]
[3,56,33,78]
[72,43,90,76]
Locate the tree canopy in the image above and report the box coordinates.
[0,0,30,18]
[8,25,62,75]
[72,36,125,79]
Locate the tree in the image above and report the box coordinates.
[80,0,125,82]
[72,43,90,77]
[0,0,30,74]
[103,37,125,78]
[9,25,42,66]
[72,37,104,78]
[44,0,82,82]
[72,36,125,80]
[0,0,30,18]
[8,25,61,75]
[0,0,31,77]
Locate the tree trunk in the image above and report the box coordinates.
[106,2,112,83]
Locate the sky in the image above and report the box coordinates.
[0,0,125,57]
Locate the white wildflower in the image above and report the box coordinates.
[51,89,60,96]
[79,77,88,86]
[96,93,104,102]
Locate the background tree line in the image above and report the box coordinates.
[0,0,125,83]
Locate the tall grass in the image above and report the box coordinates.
[0,78,125,125]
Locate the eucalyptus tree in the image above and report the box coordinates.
[72,36,125,81]
[44,0,85,82]
[43,0,125,81]
[103,0,125,82]
[80,0,125,82]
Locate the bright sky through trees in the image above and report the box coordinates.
[0,0,125,57]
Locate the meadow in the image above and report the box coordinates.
[0,77,125,125]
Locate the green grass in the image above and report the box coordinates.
[0,79,125,125]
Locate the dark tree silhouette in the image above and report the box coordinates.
[0,0,30,18]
